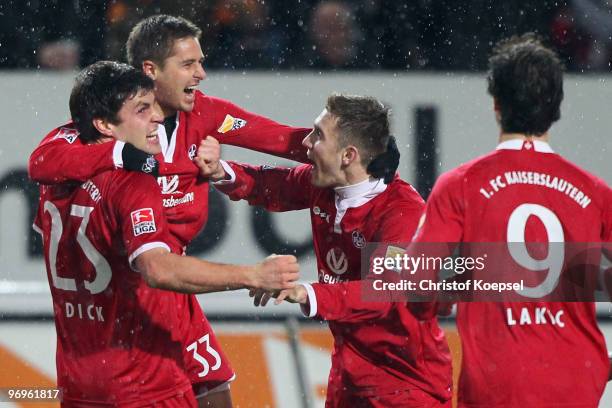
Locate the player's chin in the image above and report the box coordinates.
[180,94,196,112]
[145,136,162,153]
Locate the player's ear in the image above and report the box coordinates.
[342,145,359,166]
[92,118,114,138]
[142,60,158,80]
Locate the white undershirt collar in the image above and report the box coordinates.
[157,114,179,163]
[496,139,554,153]
[332,177,387,233]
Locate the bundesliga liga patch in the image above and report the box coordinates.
[130,208,156,236]
[217,114,247,133]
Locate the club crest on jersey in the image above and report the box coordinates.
[53,127,79,144]
[352,230,366,248]
[142,156,157,174]
[131,208,156,236]
[158,175,182,195]
[217,114,247,133]
[188,144,197,160]
[326,247,348,275]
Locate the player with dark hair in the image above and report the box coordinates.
[34,61,299,407]
[198,94,453,407]
[28,15,309,407]
[409,33,612,407]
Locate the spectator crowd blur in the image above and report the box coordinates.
[1,0,611,72]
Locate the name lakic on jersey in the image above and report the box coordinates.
[478,171,591,208]
[506,306,565,328]
[217,114,247,133]
[326,247,348,275]
[53,127,79,144]
[158,175,182,195]
[131,208,156,236]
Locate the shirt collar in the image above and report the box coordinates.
[332,177,388,233]
[496,139,554,153]
[334,177,386,200]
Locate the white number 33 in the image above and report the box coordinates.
[186,334,222,378]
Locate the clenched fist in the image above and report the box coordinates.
[194,136,226,180]
[251,254,300,291]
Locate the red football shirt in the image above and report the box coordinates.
[29,91,309,249]
[34,170,196,405]
[28,92,309,391]
[413,139,612,407]
[217,162,453,403]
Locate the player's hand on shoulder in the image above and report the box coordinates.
[252,254,299,291]
[196,136,225,181]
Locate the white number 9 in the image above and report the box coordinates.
[507,203,564,298]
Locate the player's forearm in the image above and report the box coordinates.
[304,282,392,322]
[29,140,116,184]
[139,251,255,294]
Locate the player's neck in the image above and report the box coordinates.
[95,135,114,145]
[342,166,370,187]
[498,132,550,144]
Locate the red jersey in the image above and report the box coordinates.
[29,91,309,249]
[217,162,453,403]
[28,91,307,394]
[34,169,195,405]
[413,139,612,407]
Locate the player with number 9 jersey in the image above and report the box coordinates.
[411,34,612,407]
[413,139,611,407]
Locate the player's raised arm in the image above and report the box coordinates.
[207,95,310,163]
[29,126,159,185]
[196,135,314,211]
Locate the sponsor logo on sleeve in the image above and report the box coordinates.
[53,127,79,144]
[217,114,247,134]
[130,208,156,236]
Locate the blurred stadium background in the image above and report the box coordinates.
[0,1,611,407]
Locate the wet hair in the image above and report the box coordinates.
[69,61,154,143]
[126,14,202,69]
[325,93,391,163]
[487,33,564,136]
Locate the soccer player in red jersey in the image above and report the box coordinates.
[409,34,612,407]
[34,61,299,407]
[198,94,453,407]
[28,15,309,407]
